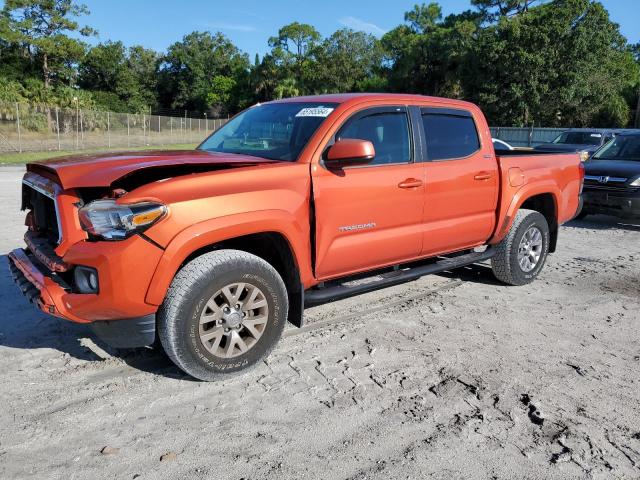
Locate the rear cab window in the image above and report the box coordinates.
[420,107,480,161]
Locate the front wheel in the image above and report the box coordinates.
[491,209,550,286]
[157,250,288,381]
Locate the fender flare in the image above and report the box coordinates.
[490,182,561,245]
[145,210,311,306]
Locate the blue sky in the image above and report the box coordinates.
[7,0,640,57]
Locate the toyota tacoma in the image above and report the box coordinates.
[9,94,584,380]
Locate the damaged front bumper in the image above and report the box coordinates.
[8,248,83,321]
[8,233,164,347]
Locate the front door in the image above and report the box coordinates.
[312,106,425,280]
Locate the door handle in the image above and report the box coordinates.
[398,178,423,189]
[474,172,492,181]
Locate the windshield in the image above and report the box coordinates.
[592,135,640,162]
[552,131,603,146]
[198,102,337,161]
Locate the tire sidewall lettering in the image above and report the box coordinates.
[180,264,285,374]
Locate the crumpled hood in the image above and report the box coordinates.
[27,150,279,189]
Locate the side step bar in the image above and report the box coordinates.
[304,248,495,308]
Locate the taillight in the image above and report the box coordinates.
[578,162,585,194]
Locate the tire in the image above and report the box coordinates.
[158,250,288,381]
[491,209,550,286]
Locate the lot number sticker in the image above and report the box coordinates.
[296,107,334,117]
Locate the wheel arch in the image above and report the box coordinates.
[520,193,558,252]
[146,211,312,327]
[492,186,561,252]
[184,232,305,328]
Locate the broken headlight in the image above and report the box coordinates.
[78,199,167,240]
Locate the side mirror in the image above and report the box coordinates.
[325,139,375,167]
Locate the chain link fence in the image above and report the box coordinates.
[3,102,632,154]
[0,102,228,154]
[490,126,566,147]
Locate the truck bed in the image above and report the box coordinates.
[494,151,583,230]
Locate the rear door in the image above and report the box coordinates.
[417,107,499,255]
[312,106,425,280]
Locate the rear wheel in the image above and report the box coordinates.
[158,250,288,381]
[491,209,550,286]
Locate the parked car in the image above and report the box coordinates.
[8,93,584,381]
[492,138,514,151]
[578,132,640,219]
[534,128,620,161]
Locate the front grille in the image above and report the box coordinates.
[21,172,63,247]
[584,175,627,183]
[23,185,60,244]
[583,184,638,193]
[582,174,638,193]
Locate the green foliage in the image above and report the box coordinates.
[268,22,321,62]
[78,41,159,112]
[274,78,300,99]
[313,29,384,93]
[206,75,236,108]
[0,78,27,102]
[20,110,48,131]
[466,0,639,126]
[404,2,443,33]
[263,22,321,96]
[381,7,479,98]
[1,0,96,87]
[158,31,250,114]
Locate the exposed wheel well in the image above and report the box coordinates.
[521,193,558,252]
[182,232,304,327]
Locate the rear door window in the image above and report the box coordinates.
[421,110,480,161]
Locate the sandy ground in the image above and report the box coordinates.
[0,165,639,480]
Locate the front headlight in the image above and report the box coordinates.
[630,177,640,187]
[78,199,167,240]
[579,151,590,162]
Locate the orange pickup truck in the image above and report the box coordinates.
[9,94,584,380]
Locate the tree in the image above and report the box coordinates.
[158,31,250,114]
[465,0,639,127]
[268,22,321,62]
[267,22,320,89]
[206,75,236,113]
[78,41,129,94]
[381,4,479,98]
[404,2,443,33]
[78,41,159,112]
[471,0,546,21]
[632,43,640,127]
[126,45,160,110]
[313,29,384,93]
[1,0,95,89]
[250,53,281,101]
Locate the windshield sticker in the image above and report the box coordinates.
[296,107,334,118]
[590,133,602,138]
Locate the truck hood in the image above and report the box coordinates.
[534,143,600,153]
[27,150,279,189]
